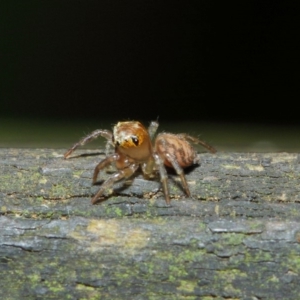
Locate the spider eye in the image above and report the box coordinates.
[131,136,139,146]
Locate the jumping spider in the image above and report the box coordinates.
[64,121,216,205]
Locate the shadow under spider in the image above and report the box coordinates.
[65,151,105,159]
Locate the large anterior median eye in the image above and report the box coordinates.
[131,136,139,146]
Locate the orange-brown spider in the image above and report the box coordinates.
[64,121,216,205]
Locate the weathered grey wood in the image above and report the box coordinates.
[1,148,300,299]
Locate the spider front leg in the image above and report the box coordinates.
[64,129,113,159]
[92,162,139,204]
[92,153,120,184]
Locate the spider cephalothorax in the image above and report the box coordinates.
[64,120,216,205]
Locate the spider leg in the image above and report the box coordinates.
[92,153,120,184]
[148,121,159,140]
[153,153,171,205]
[163,152,191,197]
[64,129,113,159]
[177,134,217,154]
[91,163,139,204]
[155,135,191,197]
[105,139,113,157]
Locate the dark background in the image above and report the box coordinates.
[1,1,299,125]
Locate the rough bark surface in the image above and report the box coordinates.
[1,148,300,299]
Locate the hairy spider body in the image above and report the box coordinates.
[155,133,199,168]
[64,121,216,205]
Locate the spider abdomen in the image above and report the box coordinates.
[155,133,198,168]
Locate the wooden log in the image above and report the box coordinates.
[1,148,300,299]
